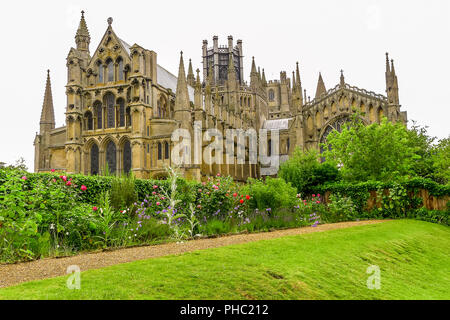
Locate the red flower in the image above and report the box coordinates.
[92,206,98,211]
[233,193,238,198]
[240,199,244,204]
[226,193,229,197]
[61,176,67,182]
[312,194,316,197]
[246,195,250,200]
[80,185,87,191]
[66,181,72,186]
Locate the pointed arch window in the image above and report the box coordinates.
[85,111,93,130]
[95,101,102,129]
[164,141,170,159]
[90,144,99,175]
[123,140,131,174]
[118,58,124,81]
[118,98,125,127]
[106,141,117,174]
[268,90,275,101]
[105,93,115,128]
[107,59,114,82]
[97,62,104,83]
[126,107,131,127]
[158,142,162,160]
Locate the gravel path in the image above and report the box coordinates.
[0,220,386,288]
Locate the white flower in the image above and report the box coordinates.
[66,232,69,235]
[50,224,55,230]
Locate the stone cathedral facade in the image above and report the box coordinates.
[34,12,407,180]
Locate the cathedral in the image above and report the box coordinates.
[34,12,407,181]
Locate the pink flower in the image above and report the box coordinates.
[156,202,161,206]
[216,173,221,177]
[316,201,320,204]
[80,185,87,191]
[312,194,316,197]
[197,205,202,209]
[61,176,67,182]
[51,169,55,173]
[153,185,158,189]
[21,176,27,180]
[66,181,72,186]
[198,189,202,193]
[93,206,98,211]
[317,194,321,197]
[52,178,56,183]
[152,191,156,195]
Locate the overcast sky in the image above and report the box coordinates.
[1,0,449,170]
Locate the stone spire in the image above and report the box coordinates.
[340,69,345,87]
[40,70,55,130]
[292,71,296,89]
[296,62,302,89]
[250,57,258,88]
[75,10,90,52]
[187,59,195,87]
[315,73,327,99]
[174,52,191,117]
[194,68,203,109]
[385,52,391,74]
[262,69,267,87]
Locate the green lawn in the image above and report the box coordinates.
[0,220,449,300]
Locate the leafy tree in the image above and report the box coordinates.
[406,121,436,180]
[322,117,420,182]
[431,137,450,184]
[279,148,340,194]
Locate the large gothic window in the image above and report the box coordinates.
[106,93,115,128]
[107,59,114,82]
[85,111,93,130]
[123,140,131,174]
[118,58,124,81]
[90,144,99,175]
[118,98,125,127]
[319,116,353,157]
[106,141,117,174]
[95,101,102,129]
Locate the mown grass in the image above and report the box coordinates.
[0,220,448,300]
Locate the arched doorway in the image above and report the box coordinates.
[106,141,117,174]
[123,140,131,174]
[90,144,99,175]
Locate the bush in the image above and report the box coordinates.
[279,148,340,195]
[241,177,297,211]
[110,174,138,211]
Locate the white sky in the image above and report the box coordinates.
[1,0,449,169]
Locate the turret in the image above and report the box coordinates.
[187,59,196,87]
[385,53,400,105]
[75,11,90,58]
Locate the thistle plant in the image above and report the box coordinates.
[158,167,186,240]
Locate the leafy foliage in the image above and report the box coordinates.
[322,117,420,182]
[279,148,340,195]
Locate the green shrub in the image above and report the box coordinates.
[241,177,297,211]
[279,148,340,195]
[110,174,138,211]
